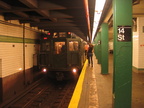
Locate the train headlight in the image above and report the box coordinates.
[72,68,77,73]
[42,68,47,73]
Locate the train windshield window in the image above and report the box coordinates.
[41,42,50,51]
[69,41,79,51]
[59,32,66,37]
[54,42,66,54]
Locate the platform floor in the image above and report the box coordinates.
[78,54,144,108]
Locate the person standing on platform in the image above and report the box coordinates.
[87,43,94,67]
[84,43,89,57]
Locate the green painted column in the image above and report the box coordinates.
[94,34,99,58]
[113,0,132,108]
[94,37,97,57]
[97,32,101,64]
[101,23,108,74]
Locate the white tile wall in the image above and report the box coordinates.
[25,44,37,69]
[133,32,139,68]
[0,23,23,37]
[0,43,23,77]
[138,17,144,69]
[0,20,41,78]
[25,29,39,39]
[133,17,144,69]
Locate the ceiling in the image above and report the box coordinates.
[1,0,142,42]
[0,0,95,41]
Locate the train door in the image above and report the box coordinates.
[52,40,67,69]
[39,40,51,67]
[67,39,80,67]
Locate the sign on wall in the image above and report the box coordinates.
[117,26,132,42]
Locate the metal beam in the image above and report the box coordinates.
[0,1,11,9]
[38,1,66,10]
[19,0,38,8]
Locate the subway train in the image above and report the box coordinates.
[38,32,86,80]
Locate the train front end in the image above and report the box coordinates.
[39,32,85,80]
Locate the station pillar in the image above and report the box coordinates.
[101,23,108,74]
[94,35,98,58]
[113,0,132,108]
[97,32,101,64]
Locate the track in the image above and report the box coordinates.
[6,78,77,108]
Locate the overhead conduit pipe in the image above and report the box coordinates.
[83,0,92,42]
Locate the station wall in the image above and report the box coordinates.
[133,17,144,72]
[0,15,42,101]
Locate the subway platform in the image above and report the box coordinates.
[69,54,144,108]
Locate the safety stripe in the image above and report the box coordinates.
[68,60,88,108]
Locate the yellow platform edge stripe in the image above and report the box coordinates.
[68,60,88,108]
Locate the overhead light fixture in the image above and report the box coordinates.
[92,0,106,42]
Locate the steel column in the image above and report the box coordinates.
[113,0,132,108]
[97,32,101,64]
[101,23,109,74]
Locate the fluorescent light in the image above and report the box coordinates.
[92,0,106,42]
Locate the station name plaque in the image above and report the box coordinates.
[117,26,132,42]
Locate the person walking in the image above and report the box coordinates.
[87,43,94,67]
[84,43,89,57]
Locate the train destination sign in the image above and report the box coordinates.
[117,26,132,42]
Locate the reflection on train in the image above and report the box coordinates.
[39,32,86,80]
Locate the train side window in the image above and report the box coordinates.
[54,42,65,54]
[69,41,79,51]
[41,42,50,51]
